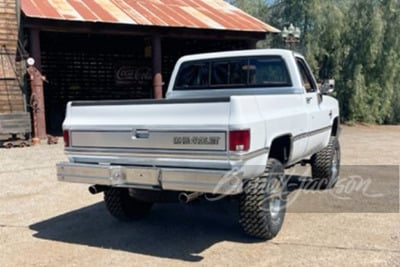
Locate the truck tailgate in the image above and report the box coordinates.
[64,98,230,152]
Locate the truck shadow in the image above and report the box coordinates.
[29,175,318,262]
[29,199,253,262]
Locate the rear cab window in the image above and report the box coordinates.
[174,56,292,90]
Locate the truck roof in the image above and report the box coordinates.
[177,49,302,63]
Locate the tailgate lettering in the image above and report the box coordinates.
[174,136,221,145]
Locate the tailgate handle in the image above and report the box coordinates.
[134,129,149,139]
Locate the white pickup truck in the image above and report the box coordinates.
[57,49,340,240]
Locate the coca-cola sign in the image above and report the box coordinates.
[115,65,152,86]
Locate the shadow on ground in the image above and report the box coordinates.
[29,199,254,262]
[29,166,398,261]
[28,174,318,262]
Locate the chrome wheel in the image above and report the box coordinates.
[267,178,282,220]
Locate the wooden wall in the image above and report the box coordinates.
[39,32,249,134]
[0,0,24,113]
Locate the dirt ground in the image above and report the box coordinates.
[0,125,399,267]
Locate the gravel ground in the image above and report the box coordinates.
[0,125,399,267]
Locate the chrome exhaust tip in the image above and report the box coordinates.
[88,185,107,194]
[178,192,203,203]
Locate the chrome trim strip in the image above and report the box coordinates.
[293,126,332,142]
[229,148,269,160]
[70,130,227,151]
[66,148,229,160]
[65,147,268,161]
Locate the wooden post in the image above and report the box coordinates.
[152,35,163,99]
[30,29,42,71]
[28,28,46,142]
[27,65,47,143]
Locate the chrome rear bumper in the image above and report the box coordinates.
[57,162,243,195]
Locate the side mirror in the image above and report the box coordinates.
[320,79,335,95]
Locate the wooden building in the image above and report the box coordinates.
[0,0,25,114]
[6,0,279,136]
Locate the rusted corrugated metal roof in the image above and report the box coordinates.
[21,0,280,33]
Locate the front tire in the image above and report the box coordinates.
[104,188,153,221]
[239,158,287,240]
[311,136,341,189]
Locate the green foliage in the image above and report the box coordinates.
[228,0,400,124]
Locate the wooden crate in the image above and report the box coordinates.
[0,112,31,134]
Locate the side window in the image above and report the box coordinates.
[296,58,317,93]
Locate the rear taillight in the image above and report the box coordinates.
[63,130,70,147]
[229,130,250,152]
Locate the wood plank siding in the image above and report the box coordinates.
[0,0,25,113]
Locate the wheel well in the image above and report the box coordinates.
[268,135,291,165]
[331,118,339,136]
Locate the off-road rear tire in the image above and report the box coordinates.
[311,137,341,189]
[104,188,153,221]
[239,158,287,240]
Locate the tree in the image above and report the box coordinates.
[339,0,400,123]
[229,0,270,22]
[228,0,400,124]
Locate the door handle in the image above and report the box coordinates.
[306,96,313,103]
